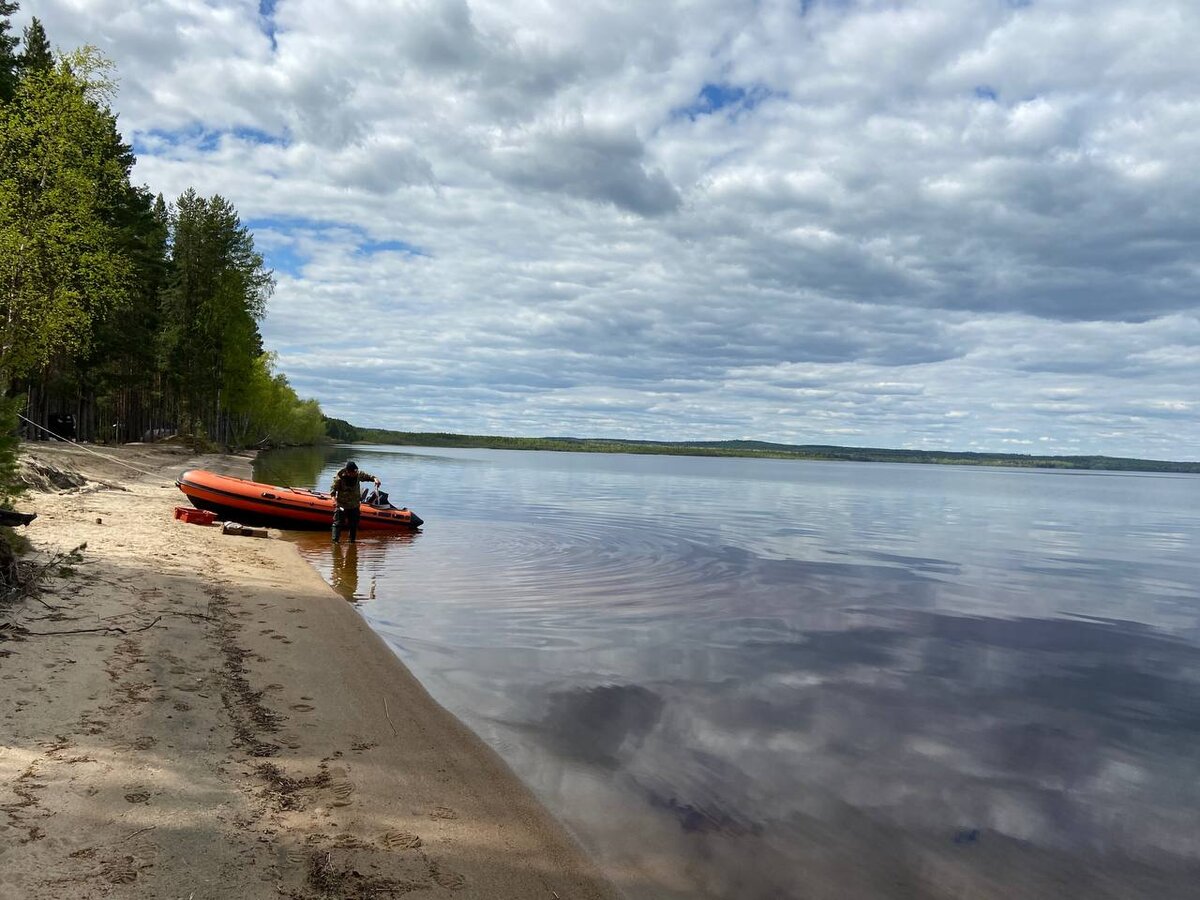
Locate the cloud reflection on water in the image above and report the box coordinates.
[523,610,1200,898]
[268,446,1200,899]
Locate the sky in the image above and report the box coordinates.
[18,0,1200,459]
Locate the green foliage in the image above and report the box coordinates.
[19,17,51,74]
[324,417,361,442]
[0,51,132,379]
[226,354,326,448]
[0,1,19,103]
[159,188,273,437]
[80,184,169,424]
[0,34,323,511]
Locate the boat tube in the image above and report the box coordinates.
[176,469,423,531]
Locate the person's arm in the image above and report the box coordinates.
[360,471,381,485]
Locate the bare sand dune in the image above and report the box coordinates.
[0,442,622,900]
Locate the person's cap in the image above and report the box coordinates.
[345,460,358,471]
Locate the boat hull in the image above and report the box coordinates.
[176,469,423,531]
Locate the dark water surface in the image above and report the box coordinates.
[258,445,1200,899]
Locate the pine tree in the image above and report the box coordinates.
[160,190,273,440]
[19,17,52,74]
[0,1,19,103]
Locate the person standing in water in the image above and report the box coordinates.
[330,460,380,544]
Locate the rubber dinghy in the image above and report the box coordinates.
[176,470,424,531]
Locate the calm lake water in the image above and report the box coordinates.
[257,445,1200,899]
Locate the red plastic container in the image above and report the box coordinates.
[174,506,216,525]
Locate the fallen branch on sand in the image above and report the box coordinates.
[17,615,163,637]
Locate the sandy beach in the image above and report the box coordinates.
[0,442,623,900]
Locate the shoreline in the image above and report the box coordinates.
[0,442,623,899]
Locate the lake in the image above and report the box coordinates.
[257,444,1200,899]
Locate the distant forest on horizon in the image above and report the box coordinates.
[321,419,1200,474]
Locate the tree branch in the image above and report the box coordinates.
[18,614,162,636]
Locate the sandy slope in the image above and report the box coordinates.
[0,442,622,900]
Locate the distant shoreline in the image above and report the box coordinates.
[326,425,1200,474]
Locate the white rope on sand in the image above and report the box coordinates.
[17,413,170,480]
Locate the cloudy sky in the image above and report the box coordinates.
[20,0,1200,458]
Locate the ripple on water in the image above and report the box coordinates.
[271,448,1200,900]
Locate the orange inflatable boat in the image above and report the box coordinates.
[176,469,424,531]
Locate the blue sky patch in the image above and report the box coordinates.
[974,85,998,102]
[259,241,304,277]
[131,125,287,156]
[244,218,428,276]
[674,82,778,121]
[358,239,426,257]
[259,0,279,50]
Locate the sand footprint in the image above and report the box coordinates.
[330,782,355,807]
[379,830,422,850]
[428,860,466,890]
[429,806,458,820]
[103,856,138,884]
[276,845,309,864]
[327,768,356,807]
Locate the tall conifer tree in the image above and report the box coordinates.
[160,190,273,438]
[19,17,52,74]
[0,1,19,103]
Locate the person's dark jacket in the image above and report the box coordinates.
[330,468,377,509]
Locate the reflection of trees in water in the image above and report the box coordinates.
[253,445,338,490]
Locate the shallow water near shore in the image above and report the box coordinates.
[258,444,1200,899]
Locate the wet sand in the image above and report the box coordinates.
[0,443,622,900]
